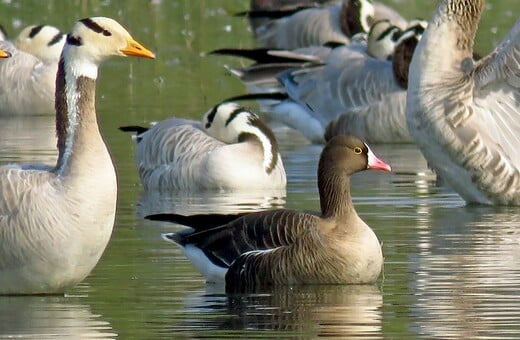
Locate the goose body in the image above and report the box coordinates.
[123,102,286,191]
[250,0,409,50]
[245,22,424,143]
[253,0,375,49]
[0,17,154,295]
[149,135,391,292]
[0,24,65,115]
[406,0,520,205]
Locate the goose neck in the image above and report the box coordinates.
[237,118,280,174]
[318,169,354,218]
[54,54,104,175]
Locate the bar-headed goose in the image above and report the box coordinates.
[0,24,65,115]
[0,17,154,295]
[250,0,376,49]
[121,102,286,191]
[406,0,520,205]
[148,135,391,292]
[323,22,426,143]
[228,22,424,143]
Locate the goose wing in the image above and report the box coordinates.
[171,209,320,269]
[471,19,520,168]
[135,118,224,190]
[324,90,410,143]
[279,44,402,123]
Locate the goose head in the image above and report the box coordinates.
[15,24,66,63]
[202,102,280,173]
[392,21,427,88]
[340,0,375,37]
[319,135,391,179]
[367,19,402,60]
[0,48,10,58]
[318,135,390,216]
[62,17,155,76]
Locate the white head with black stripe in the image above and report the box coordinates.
[15,24,66,63]
[202,102,280,173]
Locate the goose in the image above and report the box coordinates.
[247,0,410,50]
[120,102,287,191]
[221,22,425,143]
[250,0,376,49]
[147,135,391,292]
[0,24,66,115]
[0,17,155,295]
[322,22,426,143]
[406,0,520,205]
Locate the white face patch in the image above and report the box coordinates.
[360,0,375,32]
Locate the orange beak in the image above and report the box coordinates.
[120,37,155,59]
[0,49,11,58]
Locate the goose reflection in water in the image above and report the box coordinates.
[0,115,57,165]
[175,284,382,338]
[0,296,116,338]
[410,206,520,338]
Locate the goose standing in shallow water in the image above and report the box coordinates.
[121,102,286,191]
[147,135,391,292]
[0,24,66,115]
[406,0,520,205]
[0,17,154,295]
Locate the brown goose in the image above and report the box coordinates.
[406,0,520,205]
[147,135,391,292]
[0,17,154,295]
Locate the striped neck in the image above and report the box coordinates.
[54,50,99,174]
[237,116,279,174]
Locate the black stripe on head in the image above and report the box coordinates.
[80,18,112,36]
[378,26,401,42]
[66,34,82,46]
[204,105,218,129]
[225,107,246,126]
[48,32,64,46]
[29,25,44,38]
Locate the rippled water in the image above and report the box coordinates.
[1,0,519,338]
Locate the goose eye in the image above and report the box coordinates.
[354,147,363,154]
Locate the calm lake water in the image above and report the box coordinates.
[1,0,519,338]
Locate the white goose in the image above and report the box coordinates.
[406,0,520,205]
[121,102,287,191]
[147,135,391,292]
[0,17,154,295]
[0,24,65,115]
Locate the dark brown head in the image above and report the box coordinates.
[318,135,390,180]
[392,22,426,88]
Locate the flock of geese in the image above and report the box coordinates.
[0,0,518,295]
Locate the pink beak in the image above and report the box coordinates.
[367,147,391,172]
